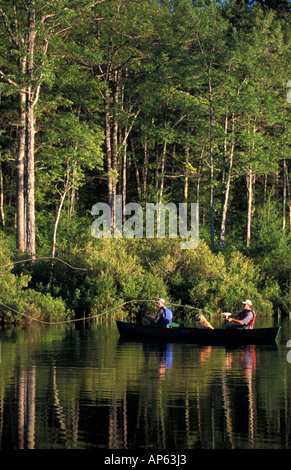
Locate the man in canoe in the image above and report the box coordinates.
[142,298,173,328]
[222,299,256,329]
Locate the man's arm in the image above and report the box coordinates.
[154,308,164,323]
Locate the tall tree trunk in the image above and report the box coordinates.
[112,78,119,177]
[155,149,159,193]
[246,122,257,249]
[26,98,36,254]
[104,88,113,217]
[209,72,215,252]
[69,161,78,220]
[111,72,120,228]
[51,181,71,284]
[286,162,291,233]
[17,57,27,251]
[196,146,204,208]
[26,5,36,255]
[158,141,167,203]
[184,145,189,201]
[130,138,142,200]
[121,81,127,220]
[264,174,268,202]
[52,190,68,260]
[221,113,228,208]
[246,165,254,248]
[0,160,5,227]
[283,159,287,233]
[122,128,127,223]
[219,113,235,250]
[143,136,149,202]
[69,107,81,221]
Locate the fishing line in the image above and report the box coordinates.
[0,256,213,324]
[0,298,213,325]
[0,256,87,271]
[0,299,129,325]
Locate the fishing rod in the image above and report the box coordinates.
[0,298,215,325]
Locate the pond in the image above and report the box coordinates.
[0,317,290,453]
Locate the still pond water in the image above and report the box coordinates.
[0,317,291,450]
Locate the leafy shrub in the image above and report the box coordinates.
[133,238,275,317]
[1,227,284,323]
[0,234,69,323]
[54,238,171,319]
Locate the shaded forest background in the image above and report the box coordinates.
[0,0,290,323]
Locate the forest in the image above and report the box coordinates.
[0,0,290,323]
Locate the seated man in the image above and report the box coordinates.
[222,299,256,330]
[142,299,173,328]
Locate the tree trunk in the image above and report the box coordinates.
[121,81,127,220]
[26,5,36,255]
[264,174,268,202]
[158,141,167,203]
[69,161,78,220]
[26,100,36,254]
[184,145,189,201]
[111,72,120,227]
[69,108,81,221]
[209,72,215,252]
[196,146,204,208]
[286,161,291,233]
[122,128,127,223]
[112,75,119,175]
[283,159,287,232]
[130,138,142,200]
[246,165,255,248]
[219,113,235,250]
[155,150,159,193]
[246,121,257,248]
[0,160,5,227]
[104,88,114,216]
[16,57,27,251]
[52,190,68,260]
[221,113,228,208]
[143,136,149,202]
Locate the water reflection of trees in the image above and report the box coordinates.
[221,346,257,448]
[0,325,290,449]
[106,342,290,450]
[14,362,80,449]
[17,365,36,449]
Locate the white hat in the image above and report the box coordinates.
[157,298,166,304]
[242,299,252,306]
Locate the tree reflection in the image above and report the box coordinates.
[0,324,290,449]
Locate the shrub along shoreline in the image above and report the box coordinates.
[0,233,289,324]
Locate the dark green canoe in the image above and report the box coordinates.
[116,321,281,345]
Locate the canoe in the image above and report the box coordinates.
[116,321,281,345]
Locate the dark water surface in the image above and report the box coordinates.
[0,317,290,450]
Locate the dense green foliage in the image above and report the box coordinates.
[0,234,69,322]
[0,0,290,322]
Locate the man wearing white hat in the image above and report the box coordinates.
[222,300,256,329]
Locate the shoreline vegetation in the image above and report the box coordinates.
[0,234,290,325]
[0,1,290,324]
